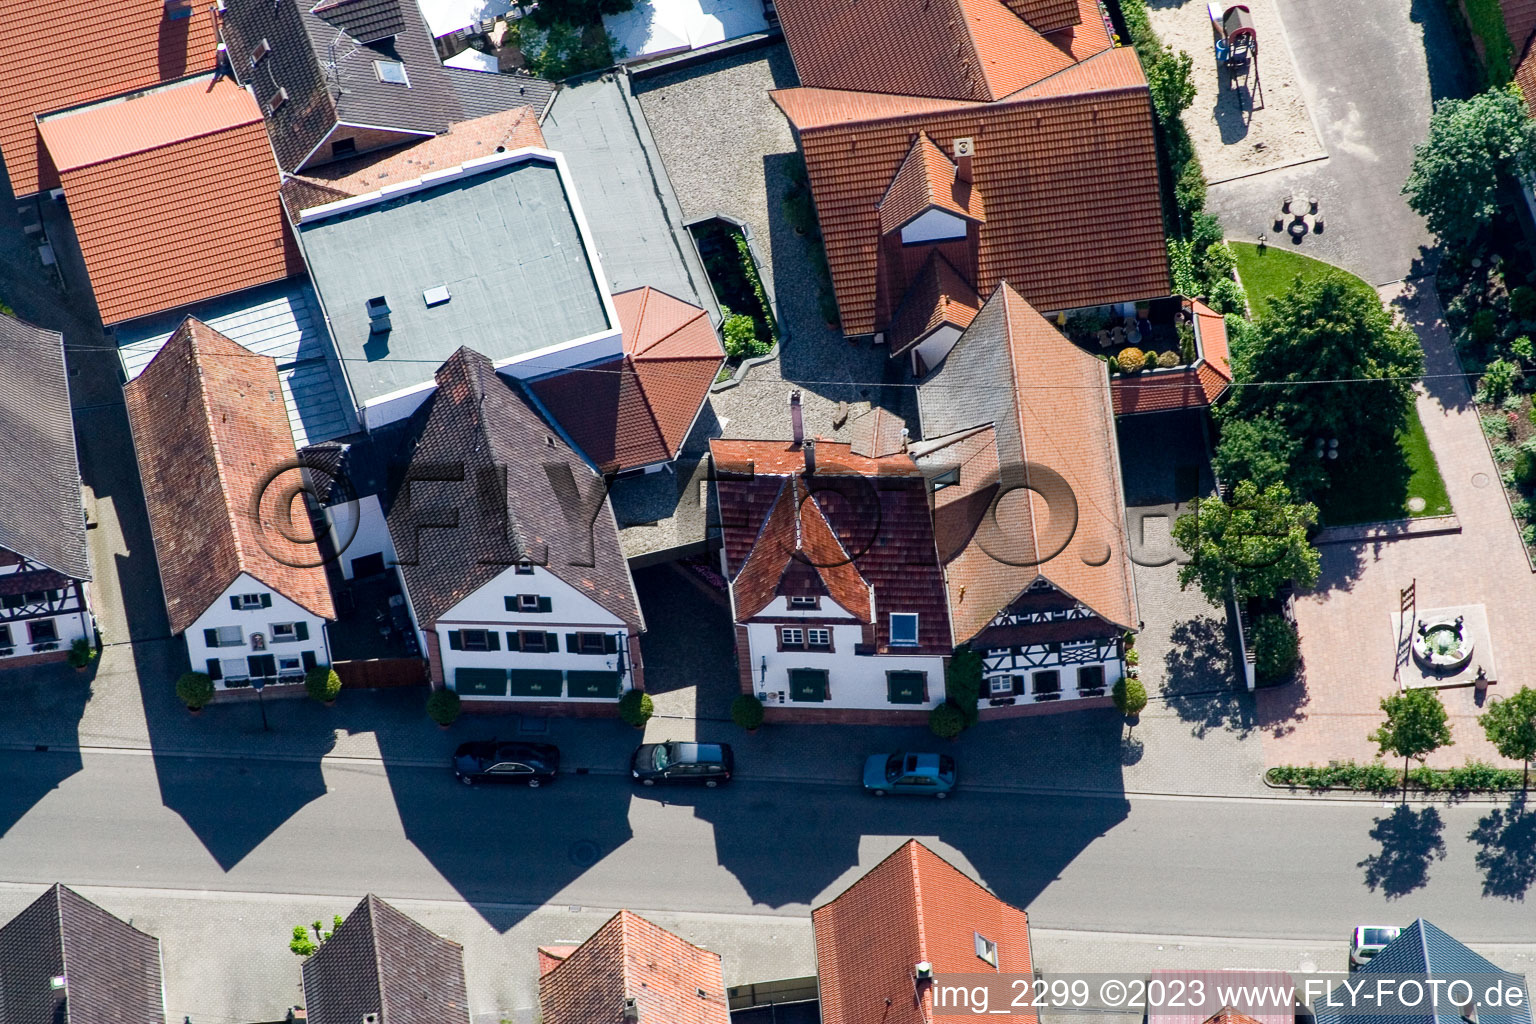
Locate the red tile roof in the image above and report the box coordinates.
[774,47,1169,337]
[1503,0,1536,59]
[538,910,730,1024]
[712,439,953,652]
[1517,40,1536,116]
[530,287,723,473]
[1110,298,1232,415]
[123,318,336,635]
[888,251,981,356]
[38,76,298,325]
[1149,972,1296,1024]
[814,840,1035,1024]
[0,2,217,198]
[1006,0,1083,33]
[878,133,985,234]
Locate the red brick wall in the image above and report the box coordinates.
[424,630,444,688]
[210,682,307,703]
[0,650,68,671]
[762,705,931,726]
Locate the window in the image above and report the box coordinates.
[28,620,58,644]
[889,613,919,646]
[931,467,960,492]
[975,932,998,967]
[579,633,607,654]
[236,593,266,610]
[0,624,11,649]
[1032,671,1061,697]
[278,656,303,680]
[271,622,297,643]
[330,138,357,159]
[460,629,494,652]
[1076,665,1105,692]
[250,37,271,66]
[505,594,552,613]
[374,60,410,85]
[265,87,288,115]
[204,625,243,648]
[787,595,819,609]
[988,675,1015,696]
[248,654,278,678]
[780,627,804,648]
[807,628,831,648]
[221,657,249,680]
[515,562,536,575]
[517,631,548,653]
[489,762,533,775]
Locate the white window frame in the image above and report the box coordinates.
[270,622,298,643]
[780,627,804,646]
[975,932,998,967]
[373,59,410,85]
[461,628,492,652]
[277,656,303,680]
[988,675,1014,696]
[516,594,541,612]
[889,613,919,646]
[787,595,818,608]
[807,628,831,647]
[238,593,264,610]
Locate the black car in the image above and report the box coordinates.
[452,741,560,787]
[630,741,734,787]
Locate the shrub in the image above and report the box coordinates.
[1201,242,1238,279]
[1252,614,1300,684]
[1157,350,1180,368]
[176,671,215,710]
[1480,358,1523,404]
[946,648,983,727]
[1512,287,1536,321]
[1175,160,1207,215]
[1471,308,1500,343]
[66,636,96,669]
[1205,277,1247,315]
[1112,677,1148,717]
[427,687,462,726]
[1484,413,1512,439]
[1493,441,1519,464]
[722,311,763,359]
[929,701,967,739]
[618,688,654,727]
[1511,497,1534,520]
[1177,320,1197,364]
[1514,334,1535,363]
[731,693,765,731]
[1190,211,1223,254]
[1516,449,1536,487]
[1268,760,1522,791]
[1524,523,1536,546]
[305,666,342,703]
[1117,347,1148,372]
[1167,239,1198,296]
[1106,355,1121,374]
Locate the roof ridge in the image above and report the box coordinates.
[186,322,255,579]
[908,841,929,966]
[364,895,389,1021]
[62,117,258,174]
[1001,44,1144,102]
[998,285,1043,570]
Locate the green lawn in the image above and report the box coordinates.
[1227,242,1450,525]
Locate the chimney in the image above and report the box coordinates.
[953,137,975,184]
[804,438,817,476]
[623,997,640,1023]
[915,962,934,981]
[789,390,804,446]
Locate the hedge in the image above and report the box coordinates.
[1267,759,1525,792]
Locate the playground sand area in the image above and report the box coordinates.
[1147,0,1325,182]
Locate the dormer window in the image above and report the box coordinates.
[788,595,819,609]
[889,613,919,646]
[250,38,272,66]
[975,932,998,967]
[899,208,968,246]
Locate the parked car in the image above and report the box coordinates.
[863,752,957,798]
[631,741,734,787]
[452,741,560,787]
[1349,925,1401,969]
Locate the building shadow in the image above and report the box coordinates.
[632,564,737,717]
[1469,792,1536,901]
[0,661,90,840]
[1407,0,1475,104]
[1357,804,1445,899]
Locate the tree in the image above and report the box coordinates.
[945,648,983,727]
[1403,87,1536,243]
[289,915,344,957]
[176,671,215,711]
[1251,614,1300,684]
[1146,46,1196,125]
[1479,686,1536,790]
[1370,688,1454,801]
[1225,274,1424,478]
[618,689,654,728]
[305,666,342,704]
[1172,480,1322,606]
[426,687,462,726]
[929,701,967,739]
[1213,413,1302,491]
[731,693,765,731]
[1112,678,1148,736]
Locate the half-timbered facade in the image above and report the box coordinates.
[972,578,1125,707]
[0,313,92,669]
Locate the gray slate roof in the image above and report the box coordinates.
[446,66,555,120]
[298,155,611,406]
[0,314,89,580]
[1314,920,1532,1024]
[301,894,470,1024]
[915,288,1019,454]
[384,347,643,629]
[0,884,165,1024]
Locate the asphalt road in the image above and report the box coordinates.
[0,749,1530,941]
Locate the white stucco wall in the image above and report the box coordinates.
[899,208,967,245]
[745,620,946,711]
[185,574,333,689]
[912,324,963,373]
[322,494,397,580]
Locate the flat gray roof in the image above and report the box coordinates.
[298,156,612,405]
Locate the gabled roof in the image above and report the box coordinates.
[123,318,337,635]
[916,283,1137,641]
[384,347,643,629]
[529,287,724,473]
[1315,920,1531,1024]
[878,133,985,234]
[848,406,908,458]
[1110,298,1233,415]
[0,883,166,1024]
[888,251,981,357]
[712,439,953,653]
[37,74,299,325]
[814,840,1035,1024]
[301,894,471,1024]
[774,46,1169,336]
[312,0,406,43]
[537,910,730,1024]
[775,0,1080,102]
[0,0,217,197]
[0,313,89,580]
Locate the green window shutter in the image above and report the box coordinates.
[203,628,219,648]
[886,671,926,704]
[788,669,829,702]
[301,650,318,671]
[566,633,580,653]
[545,632,559,652]
[567,671,620,698]
[295,622,309,641]
[507,669,563,696]
[230,597,241,611]
[447,631,463,651]
[455,667,509,696]
[206,659,222,680]
[603,634,618,654]
[537,596,552,613]
[260,594,272,608]
[505,632,519,652]
[486,631,501,651]
[504,596,516,612]
[249,654,277,677]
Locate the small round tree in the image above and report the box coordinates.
[67,636,97,670]
[176,671,215,711]
[929,701,966,740]
[426,687,462,727]
[305,666,343,704]
[1113,677,1148,720]
[1370,688,1453,802]
[731,693,765,732]
[618,689,654,728]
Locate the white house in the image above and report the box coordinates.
[711,409,953,723]
[124,319,337,691]
[0,313,93,668]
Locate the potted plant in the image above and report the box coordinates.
[66,636,97,671]
[1112,677,1148,734]
[176,671,215,714]
[618,689,654,729]
[731,693,765,733]
[928,700,966,740]
[305,666,343,706]
[427,687,461,729]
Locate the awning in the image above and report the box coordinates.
[789,668,829,702]
[456,667,508,696]
[886,670,927,704]
[567,670,621,699]
[508,669,563,697]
